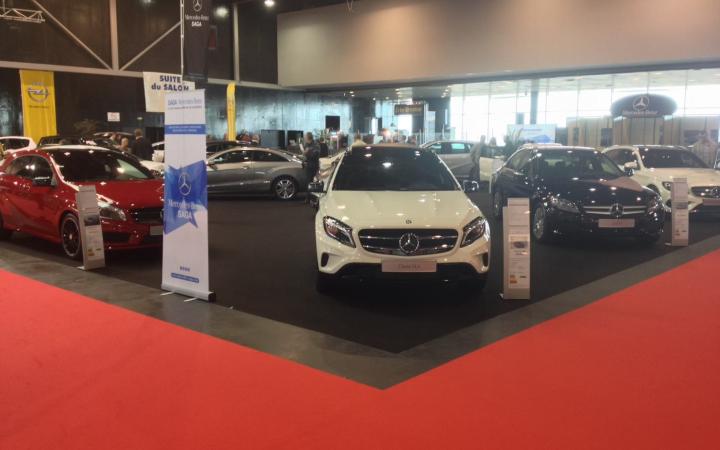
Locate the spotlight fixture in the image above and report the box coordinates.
[214,6,229,18]
[264,0,275,7]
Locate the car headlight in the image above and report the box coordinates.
[98,201,127,222]
[661,181,673,191]
[323,216,355,247]
[549,196,579,213]
[461,217,487,247]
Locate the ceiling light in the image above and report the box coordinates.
[214,6,229,18]
[264,0,275,7]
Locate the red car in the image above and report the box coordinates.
[0,146,164,259]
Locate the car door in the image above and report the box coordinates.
[206,150,254,193]
[439,142,473,179]
[250,150,289,192]
[14,156,59,237]
[495,149,532,198]
[0,156,34,228]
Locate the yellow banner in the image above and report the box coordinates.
[20,70,57,142]
[227,82,236,140]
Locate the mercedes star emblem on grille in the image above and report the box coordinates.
[399,233,420,255]
[610,203,624,218]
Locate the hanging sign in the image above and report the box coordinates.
[76,185,105,270]
[142,72,195,113]
[394,103,425,115]
[183,0,213,81]
[611,94,676,118]
[161,89,214,301]
[670,178,689,246]
[503,198,531,300]
[227,82,236,139]
[19,70,57,143]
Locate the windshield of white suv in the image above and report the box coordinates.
[537,149,624,180]
[639,148,708,169]
[333,147,459,191]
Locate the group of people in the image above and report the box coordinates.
[105,129,153,161]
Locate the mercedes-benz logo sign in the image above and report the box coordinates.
[610,203,624,219]
[399,233,420,255]
[193,0,202,12]
[633,95,650,112]
[712,187,720,198]
[179,172,192,196]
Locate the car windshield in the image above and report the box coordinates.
[49,149,153,182]
[639,148,708,168]
[537,149,624,180]
[333,147,458,191]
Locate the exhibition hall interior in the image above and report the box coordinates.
[1,0,720,448]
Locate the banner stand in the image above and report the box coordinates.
[76,185,106,271]
[667,178,689,247]
[160,285,217,303]
[501,198,531,300]
[160,89,214,303]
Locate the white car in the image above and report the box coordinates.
[422,140,505,182]
[604,145,720,213]
[311,144,490,293]
[0,136,37,156]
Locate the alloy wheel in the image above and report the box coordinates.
[61,216,81,259]
[275,179,296,200]
[533,206,546,240]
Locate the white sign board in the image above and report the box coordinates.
[670,178,689,246]
[507,124,556,144]
[107,112,120,122]
[503,198,531,299]
[76,185,105,270]
[161,89,213,301]
[142,72,195,113]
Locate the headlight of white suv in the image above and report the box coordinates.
[323,216,355,247]
[661,181,673,191]
[549,196,579,213]
[461,217,487,247]
[98,201,127,222]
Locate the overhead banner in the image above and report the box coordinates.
[507,124,556,144]
[161,89,214,301]
[183,0,213,81]
[142,72,195,113]
[611,94,677,118]
[227,82,236,140]
[19,70,57,143]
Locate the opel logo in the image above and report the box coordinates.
[179,172,192,196]
[632,95,649,112]
[610,203,624,219]
[27,86,49,103]
[193,0,202,12]
[399,233,420,255]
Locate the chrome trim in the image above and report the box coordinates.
[358,229,458,257]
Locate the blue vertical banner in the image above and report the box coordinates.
[161,89,214,301]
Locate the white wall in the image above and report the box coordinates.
[278,0,720,88]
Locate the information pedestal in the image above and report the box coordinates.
[76,185,105,270]
[502,198,531,300]
[670,178,689,247]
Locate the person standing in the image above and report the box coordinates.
[304,132,320,184]
[118,137,131,154]
[131,129,153,161]
[318,137,329,157]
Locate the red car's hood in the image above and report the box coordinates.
[73,180,164,210]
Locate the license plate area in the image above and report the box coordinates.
[381,260,437,273]
[150,225,164,236]
[598,218,635,228]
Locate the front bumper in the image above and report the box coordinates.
[315,220,491,280]
[101,219,163,250]
[546,208,665,237]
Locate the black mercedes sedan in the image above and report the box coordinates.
[491,145,666,243]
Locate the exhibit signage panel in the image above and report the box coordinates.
[394,103,425,115]
[670,178,689,246]
[76,185,105,270]
[503,198,530,300]
[507,124,556,144]
[19,70,57,143]
[161,89,214,301]
[142,72,195,113]
[183,0,213,81]
[611,94,677,118]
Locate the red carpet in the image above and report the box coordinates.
[2,251,720,449]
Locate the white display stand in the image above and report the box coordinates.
[670,177,689,247]
[76,185,105,270]
[502,198,531,300]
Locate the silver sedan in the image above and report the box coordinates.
[207,147,309,200]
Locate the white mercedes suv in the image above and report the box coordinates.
[604,145,720,213]
[311,144,491,293]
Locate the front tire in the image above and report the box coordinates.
[0,212,13,240]
[532,204,553,243]
[272,176,298,201]
[60,214,83,260]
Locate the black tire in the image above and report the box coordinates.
[492,188,504,220]
[0,212,13,240]
[316,270,339,294]
[60,213,83,260]
[531,204,553,243]
[272,176,298,201]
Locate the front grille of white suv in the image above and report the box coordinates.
[691,186,720,199]
[358,229,458,256]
